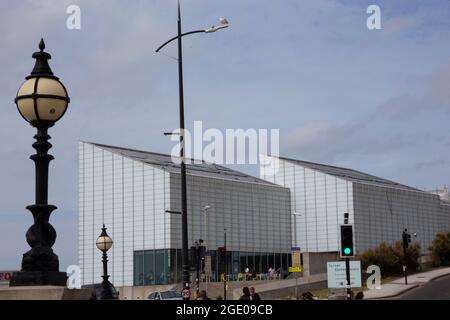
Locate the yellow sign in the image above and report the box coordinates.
[289,266,302,273]
[291,251,301,267]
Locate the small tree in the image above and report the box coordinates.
[429,231,450,267]
[360,241,421,277]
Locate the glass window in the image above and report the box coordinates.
[155,250,166,285]
[261,254,268,273]
[282,254,288,269]
[168,249,176,284]
[240,252,247,273]
[133,251,144,286]
[268,253,274,270]
[255,254,261,274]
[144,251,154,285]
[275,254,281,270]
[176,249,182,283]
[247,253,255,271]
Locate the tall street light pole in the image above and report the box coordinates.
[156,1,229,298]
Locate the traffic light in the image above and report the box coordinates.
[218,246,226,263]
[402,229,412,249]
[340,225,354,257]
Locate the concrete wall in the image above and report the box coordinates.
[302,252,339,276]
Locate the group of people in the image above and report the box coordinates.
[239,287,261,300]
[243,266,284,281]
[195,286,261,300]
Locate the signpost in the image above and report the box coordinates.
[327,261,362,289]
[204,254,212,293]
[290,248,302,299]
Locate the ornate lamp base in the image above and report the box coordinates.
[10,271,67,286]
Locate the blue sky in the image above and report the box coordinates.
[0,0,449,270]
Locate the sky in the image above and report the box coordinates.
[0,0,449,270]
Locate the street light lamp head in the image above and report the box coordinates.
[15,38,70,127]
[219,17,229,25]
[205,17,229,33]
[96,224,113,252]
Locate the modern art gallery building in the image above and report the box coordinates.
[78,142,292,288]
[78,142,450,289]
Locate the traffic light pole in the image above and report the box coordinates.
[403,245,408,285]
[345,257,351,300]
[196,243,200,296]
[402,229,410,285]
[223,229,227,300]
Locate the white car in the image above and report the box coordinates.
[148,290,183,300]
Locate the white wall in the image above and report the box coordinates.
[79,142,170,286]
[260,155,354,253]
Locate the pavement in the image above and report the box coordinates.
[364,267,450,299]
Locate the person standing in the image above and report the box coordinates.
[249,287,261,300]
[239,287,251,300]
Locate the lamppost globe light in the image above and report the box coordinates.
[9,38,69,286]
[15,39,70,126]
[96,225,113,252]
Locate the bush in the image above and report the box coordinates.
[359,241,421,277]
[429,231,450,267]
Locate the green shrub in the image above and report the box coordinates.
[359,241,421,277]
[429,231,450,267]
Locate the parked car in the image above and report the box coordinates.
[148,290,183,300]
[82,283,120,300]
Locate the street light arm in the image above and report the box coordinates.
[156,30,206,53]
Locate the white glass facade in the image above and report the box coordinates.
[261,155,353,253]
[79,142,291,286]
[261,155,450,255]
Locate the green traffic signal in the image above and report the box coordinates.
[344,247,351,255]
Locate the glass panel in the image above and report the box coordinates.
[168,249,176,284]
[144,251,154,285]
[261,254,268,274]
[133,251,144,286]
[282,254,288,270]
[36,98,67,121]
[17,98,37,122]
[275,253,281,270]
[247,252,254,271]
[268,253,274,271]
[255,254,261,274]
[155,249,166,285]
[240,252,247,273]
[176,249,182,283]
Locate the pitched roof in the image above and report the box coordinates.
[85,142,278,186]
[277,156,423,193]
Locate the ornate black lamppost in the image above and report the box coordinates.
[96,224,116,300]
[10,39,70,286]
